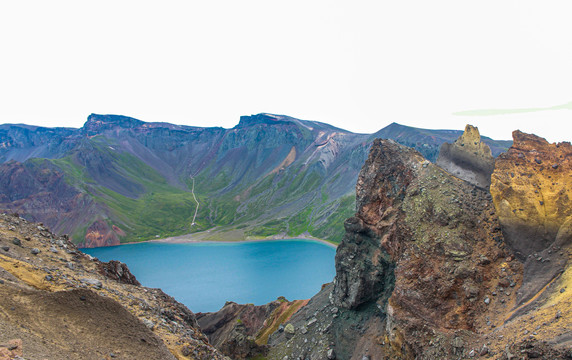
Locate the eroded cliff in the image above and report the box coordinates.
[332,138,520,359]
[265,129,571,359]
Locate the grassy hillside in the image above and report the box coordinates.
[0,114,512,247]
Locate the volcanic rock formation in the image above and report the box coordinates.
[436,124,495,188]
[330,138,519,358]
[2,125,569,359]
[265,133,571,359]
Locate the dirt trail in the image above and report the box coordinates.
[190,176,199,226]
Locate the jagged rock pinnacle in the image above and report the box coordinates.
[436,124,495,188]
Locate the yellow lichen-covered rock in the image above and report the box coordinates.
[436,124,495,188]
[490,130,572,312]
[491,130,572,258]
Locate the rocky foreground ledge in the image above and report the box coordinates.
[0,213,227,360]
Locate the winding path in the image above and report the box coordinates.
[190,176,199,226]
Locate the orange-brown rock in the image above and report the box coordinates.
[333,139,520,358]
[0,339,22,359]
[491,131,572,257]
[80,219,122,248]
[437,124,495,188]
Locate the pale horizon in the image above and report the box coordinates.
[1,1,571,143]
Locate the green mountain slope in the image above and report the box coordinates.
[0,114,511,247]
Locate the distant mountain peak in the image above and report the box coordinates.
[235,113,292,128]
[83,114,145,135]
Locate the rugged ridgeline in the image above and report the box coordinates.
[0,115,511,247]
[0,213,226,359]
[372,122,510,163]
[222,127,571,359]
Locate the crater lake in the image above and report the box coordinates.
[83,239,336,313]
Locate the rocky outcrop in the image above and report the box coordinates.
[491,131,572,313]
[196,298,308,359]
[0,213,226,359]
[330,139,518,359]
[197,301,278,359]
[98,259,141,285]
[236,114,292,128]
[267,135,571,359]
[436,124,495,188]
[331,138,421,310]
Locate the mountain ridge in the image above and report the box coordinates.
[0,114,511,247]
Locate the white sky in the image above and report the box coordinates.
[1,1,571,142]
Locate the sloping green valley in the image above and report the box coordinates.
[0,114,511,247]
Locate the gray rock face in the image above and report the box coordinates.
[436,124,495,188]
[142,319,155,330]
[81,278,103,289]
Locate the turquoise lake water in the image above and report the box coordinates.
[83,240,336,313]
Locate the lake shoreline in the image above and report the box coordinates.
[122,232,338,249]
[85,237,336,313]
